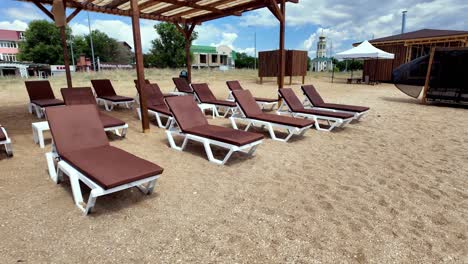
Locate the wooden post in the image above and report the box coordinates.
[278,0,286,91]
[175,23,195,83]
[421,47,436,104]
[302,75,305,84]
[130,0,150,132]
[60,26,73,88]
[289,75,292,85]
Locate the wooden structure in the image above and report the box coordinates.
[258,50,307,84]
[19,0,298,132]
[359,29,468,82]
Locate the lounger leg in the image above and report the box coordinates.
[28,103,33,114]
[103,101,110,111]
[121,127,127,137]
[137,108,142,120]
[67,169,87,213]
[84,189,98,215]
[202,141,234,165]
[229,117,239,130]
[166,131,188,151]
[136,179,158,195]
[34,105,43,118]
[46,152,59,183]
[246,145,258,155]
[4,143,13,157]
[155,113,164,128]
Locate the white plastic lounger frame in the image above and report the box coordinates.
[229,106,312,142]
[0,127,13,157]
[105,124,128,137]
[45,146,160,215]
[277,99,353,132]
[193,93,238,118]
[301,97,369,121]
[27,103,63,119]
[227,92,277,110]
[136,107,173,129]
[96,97,135,112]
[165,120,262,165]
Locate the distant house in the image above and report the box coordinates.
[0,29,24,62]
[191,45,236,69]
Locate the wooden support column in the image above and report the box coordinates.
[421,47,436,104]
[176,23,196,83]
[278,0,286,99]
[130,0,150,132]
[60,26,73,88]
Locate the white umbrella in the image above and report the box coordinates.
[335,40,394,59]
[334,40,394,83]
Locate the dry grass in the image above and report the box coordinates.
[0,69,467,263]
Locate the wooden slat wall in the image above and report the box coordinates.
[363,44,407,82]
[259,50,308,77]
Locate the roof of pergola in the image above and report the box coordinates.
[19,0,298,24]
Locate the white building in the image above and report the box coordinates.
[191,45,236,69]
[311,34,333,72]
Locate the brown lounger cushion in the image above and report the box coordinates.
[61,87,127,128]
[302,85,370,113]
[25,80,59,101]
[99,112,126,128]
[280,88,354,119]
[165,96,263,146]
[227,81,277,103]
[173,77,193,93]
[226,80,243,91]
[61,145,163,189]
[165,96,208,131]
[233,90,314,128]
[92,80,133,102]
[192,83,235,106]
[46,105,163,190]
[31,98,65,107]
[0,126,6,141]
[185,125,263,146]
[99,95,134,102]
[148,104,171,116]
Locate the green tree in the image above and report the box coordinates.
[18,20,71,64]
[148,23,198,68]
[332,58,363,71]
[234,52,257,69]
[83,30,120,62]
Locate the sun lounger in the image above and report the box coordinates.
[61,87,128,137]
[133,80,176,103]
[278,88,354,132]
[226,81,278,110]
[230,90,314,142]
[45,105,163,215]
[25,80,64,118]
[191,83,238,117]
[172,77,194,95]
[302,85,370,120]
[0,125,13,157]
[136,83,173,128]
[91,79,135,111]
[164,96,263,165]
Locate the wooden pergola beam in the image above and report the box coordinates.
[268,0,284,21]
[153,0,225,15]
[107,0,129,9]
[66,7,82,23]
[32,0,54,20]
[189,0,266,23]
[25,0,186,23]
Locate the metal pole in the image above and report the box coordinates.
[69,35,75,66]
[254,30,257,70]
[87,11,96,71]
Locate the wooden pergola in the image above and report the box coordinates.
[18,0,298,132]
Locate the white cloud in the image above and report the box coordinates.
[0,20,28,31]
[70,19,158,52]
[3,3,44,21]
[240,0,468,55]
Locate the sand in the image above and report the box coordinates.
[0,69,467,263]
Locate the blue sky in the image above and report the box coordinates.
[1,0,467,57]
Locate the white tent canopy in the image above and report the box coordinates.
[335,40,395,60]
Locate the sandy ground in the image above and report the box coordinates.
[0,69,467,263]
